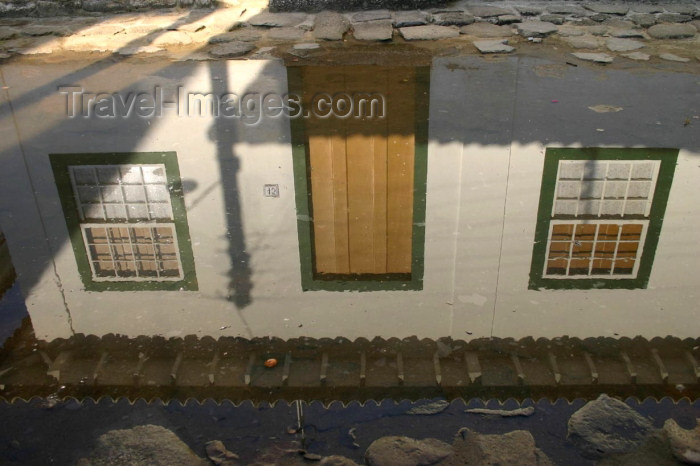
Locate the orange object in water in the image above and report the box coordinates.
[264,358,278,368]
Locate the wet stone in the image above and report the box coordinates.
[473,39,514,54]
[267,27,305,41]
[448,429,553,466]
[657,14,692,24]
[497,15,521,25]
[629,14,657,28]
[606,38,644,52]
[517,21,558,38]
[209,28,263,44]
[516,6,542,16]
[659,53,690,62]
[313,12,349,40]
[393,10,429,27]
[460,22,514,38]
[351,10,391,23]
[468,6,511,18]
[431,12,474,26]
[585,4,629,15]
[248,12,307,28]
[399,25,459,41]
[352,20,393,41]
[565,36,600,49]
[572,52,614,63]
[540,14,565,25]
[209,41,254,58]
[647,23,696,39]
[622,51,651,61]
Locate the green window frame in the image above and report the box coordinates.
[529,147,678,290]
[50,152,198,291]
[287,67,430,292]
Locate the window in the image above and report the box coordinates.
[51,153,197,291]
[529,148,678,290]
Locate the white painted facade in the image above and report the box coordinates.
[1,57,698,342]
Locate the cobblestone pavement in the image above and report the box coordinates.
[0,1,698,66]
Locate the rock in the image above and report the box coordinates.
[365,436,453,466]
[517,21,558,38]
[0,53,11,59]
[446,429,553,466]
[248,12,306,28]
[293,42,319,50]
[657,14,692,24]
[540,15,565,25]
[606,38,644,52]
[431,12,474,26]
[585,4,629,15]
[664,419,700,464]
[566,35,600,49]
[205,440,238,466]
[473,39,515,53]
[352,20,393,41]
[313,12,349,40]
[399,25,459,41]
[609,29,645,38]
[151,31,193,46]
[118,45,164,55]
[664,4,698,16]
[393,11,429,27]
[598,431,679,466]
[497,15,521,25]
[590,14,610,23]
[629,14,656,28]
[468,6,511,18]
[405,400,450,415]
[460,22,514,38]
[622,52,651,61]
[209,28,263,43]
[557,26,586,37]
[692,20,700,32]
[0,27,19,40]
[465,406,535,417]
[351,10,390,23]
[630,5,663,14]
[516,6,542,17]
[647,23,696,39]
[319,456,360,465]
[572,52,614,63]
[659,53,690,63]
[547,4,587,15]
[267,27,305,40]
[567,394,654,458]
[209,41,255,58]
[86,425,208,466]
[587,25,609,36]
[21,25,72,37]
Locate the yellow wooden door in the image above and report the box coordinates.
[301,66,416,276]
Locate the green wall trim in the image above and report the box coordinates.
[528,147,678,290]
[49,152,198,292]
[288,66,430,292]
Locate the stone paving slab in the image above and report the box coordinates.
[432,11,474,26]
[473,39,514,53]
[352,20,393,41]
[313,11,348,40]
[517,21,559,38]
[399,25,458,41]
[393,10,429,27]
[460,22,514,38]
[248,12,306,27]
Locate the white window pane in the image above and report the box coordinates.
[601,200,624,216]
[145,185,170,202]
[580,180,604,199]
[126,204,149,220]
[604,181,627,199]
[149,203,173,219]
[583,162,607,179]
[607,163,631,180]
[631,162,654,180]
[559,162,584,180]
[123,185,146,203]
[554,200,577,216]
[72,167,96,185]
[120,166,143,184]
[96,166,120,184]
[142,166,167,184]
[78,186,101,203]
[557,181,580,199]
[578,200,600,215]
[101,186,124,203]
[627,181,651,199]
[624,200,647,216]
[104,204,127,220]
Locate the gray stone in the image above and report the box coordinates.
[352,20,393,41]
[21,25,72,37]
[587,25,609,36]
[572,52,614,63]
[629,14,657,28]
[516,6,541,17]
[590,14,610,23]
[365,436,453,466]
[293,42,319,50]
[319,456,360,465]
[248,12,306,28]
[570,18,599,26]
[609,29,646,38]
[547,4,587,15]
[393,11,429,27]
[460,22,514,38]
[296,17,315,31]
[597,431,679,466]
[517,21,558,38]
[151,31,192,46]
[664,419,700,464]
[313,12,349,40]
[468,6,511,18]
[36,1,68,17]
[659,53,690,62]
[497,15,521,25]
[622,51,651,61]
[405,400,450,415]
[267,27,304,40]
[603,19,636,29]
[205,440,238,466]
[351,10,390,23]
[209,28,263,43]
[566,35,600,49]
[431,12,474,26]
[540,14,565,25]
[557,26,586,37]
[657,14,692,24]
[86,425,208,466]
[399,25,458,40]
[585,4,629,15]
[692,20,700,32]
[630,5,663,14]
[0,27,19,40]
[209,41,254,58]
[446,429,553,466]
[647,23,696,39]
[567,394,654,458]
[606,38,644,52]
[663,4,698,16]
